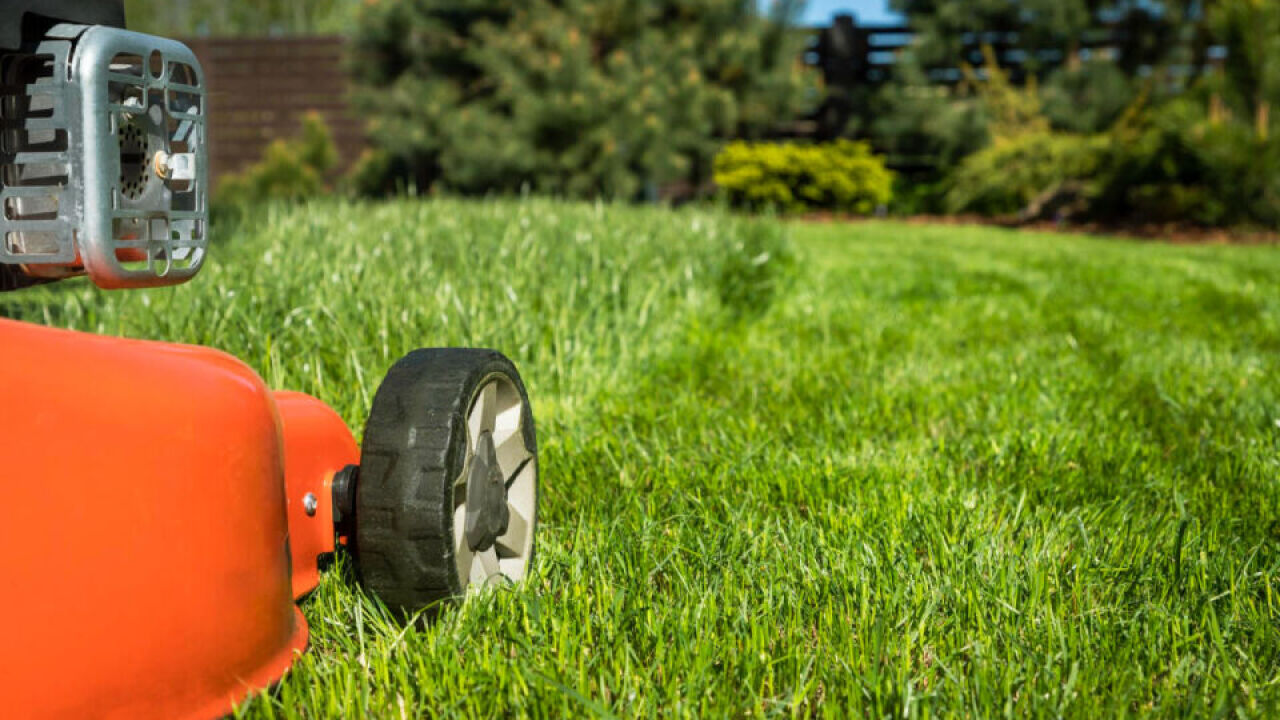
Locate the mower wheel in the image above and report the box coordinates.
[353,349,538,614]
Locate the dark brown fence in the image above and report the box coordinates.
[181,36,366,189]
[806,14,1222,146]
[809,14,1203,89]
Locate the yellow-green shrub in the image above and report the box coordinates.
[713,140,894,214]
[217,112,337,206]
[944,132,1108,216]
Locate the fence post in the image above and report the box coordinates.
[815,13,867,139]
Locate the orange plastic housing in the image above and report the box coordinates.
[275,390,360,596]
[0,317,353,719]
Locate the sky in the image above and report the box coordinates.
[763,0,903,27]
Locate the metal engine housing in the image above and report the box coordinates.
[0,24,207,289]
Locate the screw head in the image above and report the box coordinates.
[153,150,170,179]
[303,492,318,517]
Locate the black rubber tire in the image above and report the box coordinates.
[353,348,537,614]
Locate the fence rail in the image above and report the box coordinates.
[806,14,1220,145]
[809,14,1201,88]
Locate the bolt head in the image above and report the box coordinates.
[465,431,511,552]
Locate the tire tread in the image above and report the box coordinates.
[354,348,536,613]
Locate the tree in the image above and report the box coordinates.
[350,0,814,199]
[1041,60,1136,134]
[349,0,517,192]
[1209,0,1280,139]
[889,1,1199,83]
[868,50,989,174]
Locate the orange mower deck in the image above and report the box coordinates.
[0,8,540,718]
[0,315,540,719]
[0,317,355,718]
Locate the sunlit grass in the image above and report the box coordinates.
[6,200,1279,717]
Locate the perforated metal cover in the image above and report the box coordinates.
[0,28,77,270]
[0,24,208,289]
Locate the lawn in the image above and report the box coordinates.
[5,199,1279,717]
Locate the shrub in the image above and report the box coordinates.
[944,96,1280,228]
[944,132,1107,216]
[1191,123,1280,228]
[1086,99,1221,224]
[869,51,990,180]
[713,140,894,214]
[1095,97,1280,227]
[217,112,337,207]
[350,0,815,199]
[962,45,1050,142]
[1043,60,1137,135]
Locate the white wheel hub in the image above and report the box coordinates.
[454,375,537,588]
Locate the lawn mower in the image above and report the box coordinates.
[0,3,539,717]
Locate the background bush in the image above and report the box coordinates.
[128,0,1280,230]
[350,0,813,200]
[1042,61,1137,135]
[869,0,1280,229]
[869,53,991,177]
[945,132,1106,216]
[217,112,338,207]
[1093,96,1280,228]
[713,140,894,214]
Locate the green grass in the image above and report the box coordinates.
[6,199,1280,717]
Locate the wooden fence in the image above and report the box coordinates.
[809,14,1208,88]
[806,14,1221,144]
[181,36,364,189]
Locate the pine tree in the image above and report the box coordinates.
[890,1,1197,83]
[351,0,813,199]
[350,1,519,191]
[1209,0,1280,139]
[869,50,989,174]
[890,0,1095,75]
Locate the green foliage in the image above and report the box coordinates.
[893,0,1094,73]
[8,200,1280,716]
[1209,0,1280,138]
[1093,97,1280,227]
[945,131,1106,215]
[217,112,337,207]
[350,0,814,199]
[964,45,1050,141]
[345,147,405,198]
[713,140,894,214]
[1043,60,1137,134]
[887,176,950,215]
[1190,121,1280,227]
[936,43,1280,227]
[944,93,1280,228]
[123,0,358,36]
[875,1,1280,229]
[1060,0,1280,227]
[941,50,1090,217]
[869,52,990,175]
[892,0,1197,80]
